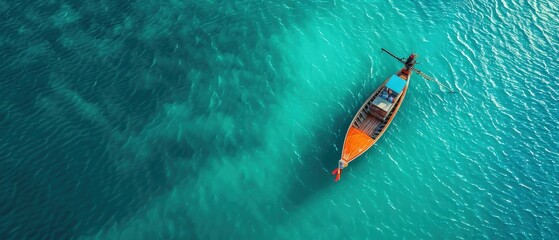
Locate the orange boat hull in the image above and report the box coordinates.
[340,69,410,163]
[341,127,375,161]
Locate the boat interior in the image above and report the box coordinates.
[352,74,408,139]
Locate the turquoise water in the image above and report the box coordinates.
[1,0,558,239]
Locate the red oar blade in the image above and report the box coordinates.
[331,168,339,175]
[334,169,342,182]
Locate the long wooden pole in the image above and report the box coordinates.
[381,48,456,93]
[381,48,405,64]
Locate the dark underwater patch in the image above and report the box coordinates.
[0,0,339,239]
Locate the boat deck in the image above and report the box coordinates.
[354,113,386,139]
[356,114,383,137]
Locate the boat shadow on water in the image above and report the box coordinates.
[280,82,407,217]
[281,108,376,213]
[282,139,378,208]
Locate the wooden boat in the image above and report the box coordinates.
[332,49,449,182]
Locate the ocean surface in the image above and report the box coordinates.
[1,0,558,239]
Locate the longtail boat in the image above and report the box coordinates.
[332,48,455,182]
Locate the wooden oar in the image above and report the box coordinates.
[412,68,456,93]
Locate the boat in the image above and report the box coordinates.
[332,48,454,182]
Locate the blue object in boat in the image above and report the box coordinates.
[386,75,406,93]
